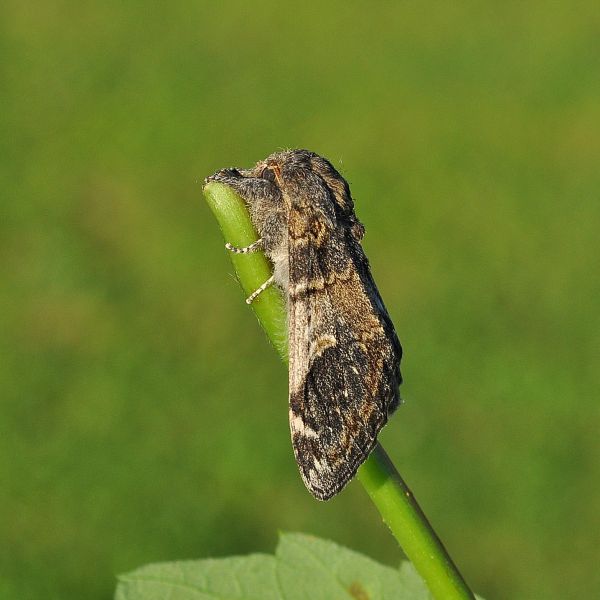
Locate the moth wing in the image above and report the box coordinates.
[287,208,400,500]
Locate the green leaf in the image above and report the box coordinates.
[115,533,435,600]
[275,533,431,600]
[115,553,279,600]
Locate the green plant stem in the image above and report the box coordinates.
[357,445,474,599]
[204,181,475,600]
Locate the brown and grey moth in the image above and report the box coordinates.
[205,149,402,500]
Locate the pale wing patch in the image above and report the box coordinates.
[309,334,336,361]
[289,411,318,439]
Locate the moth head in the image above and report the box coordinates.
[257,150,360,231]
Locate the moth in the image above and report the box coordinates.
[205,149,402,500]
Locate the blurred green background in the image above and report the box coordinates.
[1,1,599,598]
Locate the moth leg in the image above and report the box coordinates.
[225,239,263,254]
[246,275,275,304]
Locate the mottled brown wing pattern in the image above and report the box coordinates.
[287,205,400,500]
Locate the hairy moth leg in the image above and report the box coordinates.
[225,239,263,254]
[246,275,275,304]
[223,238,271,303]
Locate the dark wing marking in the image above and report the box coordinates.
[287,207,401,500]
